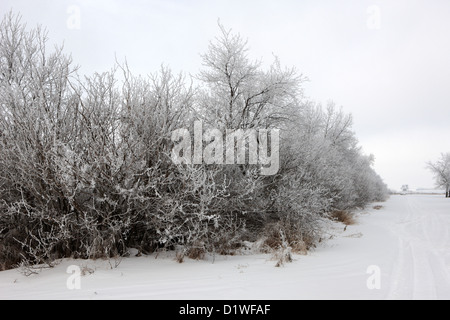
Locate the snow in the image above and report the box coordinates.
[1,194,449,300]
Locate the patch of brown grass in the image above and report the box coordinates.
[373,205,383,210]
[175,246,206,263]
[330,210,356,226]
[186,247,206,260]
[263,223,311,255]
[80,265,95,276]
[175,251,184,263]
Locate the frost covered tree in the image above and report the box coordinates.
[194,24,304,241]
[197,23,303,130]
[0,12,389,270]
[427,153,450,198]
[0,13,248,269]
[0,12,80,268]
[282,101,387,209]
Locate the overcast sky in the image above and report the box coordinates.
[1,0,450,190]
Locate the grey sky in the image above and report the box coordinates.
[1,0,449,190]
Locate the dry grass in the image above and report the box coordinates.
[330,210,356,226]
[175,251,185,263]
[186,247,206,260]
[175,246,206,263]
[263,223,317,267]
[273,247,293,267]
[373,205,383,210]
[344,232,363,238]
[263,224,309,254]
[80,265,95,276]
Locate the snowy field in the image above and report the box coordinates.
[1,194,449,300]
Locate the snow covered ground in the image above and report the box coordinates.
[1,194,449,300]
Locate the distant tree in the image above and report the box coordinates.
[427,153,450,198]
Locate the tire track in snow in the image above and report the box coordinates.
[387,196,450,300]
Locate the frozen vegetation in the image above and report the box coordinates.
[0,12,387,272]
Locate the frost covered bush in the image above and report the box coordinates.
[0,13,388,270]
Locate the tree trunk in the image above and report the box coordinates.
[446,186,449,198]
